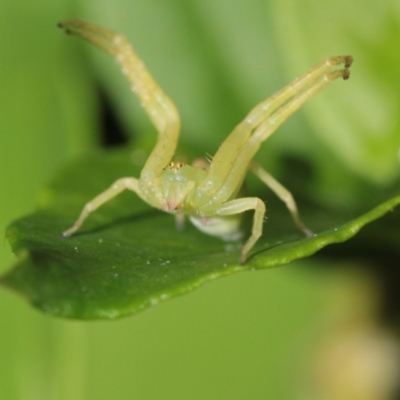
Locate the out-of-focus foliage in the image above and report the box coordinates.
[272,0,400,184]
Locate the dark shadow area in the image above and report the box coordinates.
[316,207,400,329]
[62,208,160,238]
[98,88,130,148]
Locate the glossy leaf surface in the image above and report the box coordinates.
[2,149,399,319]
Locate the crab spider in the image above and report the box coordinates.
[59,20,352,264]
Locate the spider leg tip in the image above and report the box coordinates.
[344,55,354,69]
[342,69,351,80]
[57,22,72,34]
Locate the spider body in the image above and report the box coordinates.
[59,20,352,264]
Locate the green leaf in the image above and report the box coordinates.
[2,148,400,320]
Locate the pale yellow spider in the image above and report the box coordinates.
[59,20,352,264]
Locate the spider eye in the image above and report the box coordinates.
[167,161,185,172]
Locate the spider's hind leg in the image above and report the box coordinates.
[250,161,313,237]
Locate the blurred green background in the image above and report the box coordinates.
[1,1,400,399]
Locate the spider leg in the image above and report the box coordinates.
[208,56,351,184]
[205,56,352,205]
[58,20,180,179]
[250,161,313,237]
[213,197,266,264]
[62,177,144,237]
[243,56,352,128]
[175,213,185,231]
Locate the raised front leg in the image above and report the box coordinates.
[62,177,143,237]
[208,56,352,184]
[58,20,180,178]
[208,56,353,205]
[215,197,266,264]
